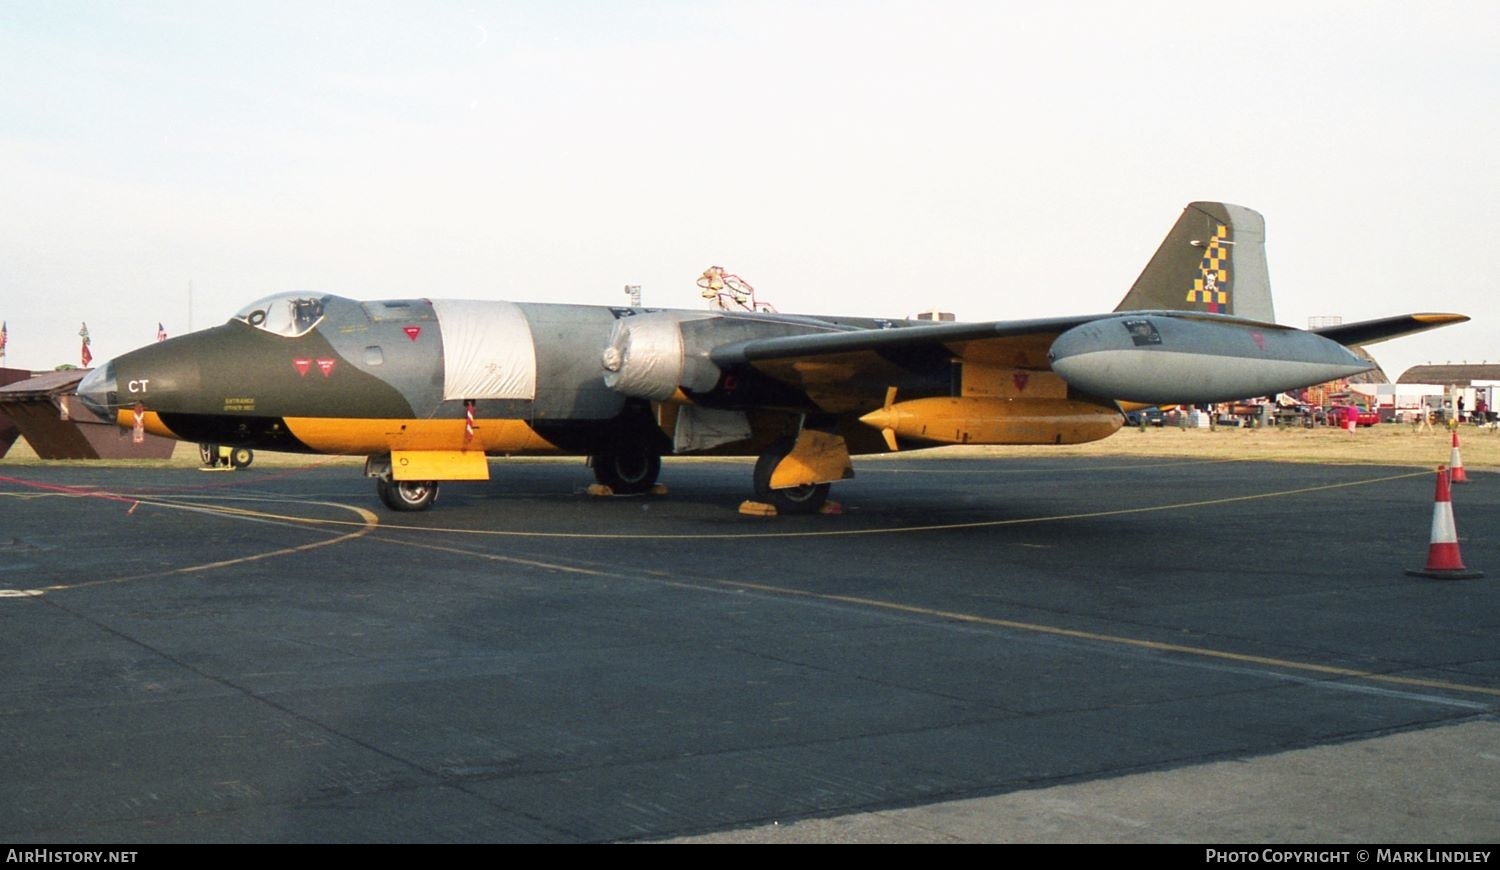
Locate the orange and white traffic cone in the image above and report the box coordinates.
[1449,430,1469,484]
[1407,466,1483,579]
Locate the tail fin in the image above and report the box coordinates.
[1114,201,1274,323]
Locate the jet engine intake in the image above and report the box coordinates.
[601,312,722,400]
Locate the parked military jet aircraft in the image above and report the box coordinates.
[77,202,1466,513]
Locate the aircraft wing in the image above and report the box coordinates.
[706,315,1098,413]
[708,314,1102,366]
[1312,313,1470,347]
[706,306,1443,412]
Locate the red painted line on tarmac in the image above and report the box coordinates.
[0,474,139,507]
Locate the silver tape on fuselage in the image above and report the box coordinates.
[602,311,722,400]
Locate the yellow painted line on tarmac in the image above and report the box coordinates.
[10,497,380,594]
[717,581,1500,701]
[0,464,1435,547]
[854,458,1241,474]
[352,467,1431,541]
[374,530,1500,703]
[11,475,1488,701]
[383,538,632,577]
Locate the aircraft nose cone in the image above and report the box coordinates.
[77,362,118,421]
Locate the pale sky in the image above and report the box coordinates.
[2,1,1495,380]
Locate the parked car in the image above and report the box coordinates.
[1327,405,1379,427]
[1124,407,1166,427]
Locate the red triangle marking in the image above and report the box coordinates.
[293,358,312,377]
[316,358,336,377]
[403,326,422,342]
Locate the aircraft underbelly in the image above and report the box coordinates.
[283,416,561,455]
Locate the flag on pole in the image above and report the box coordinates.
[80,322,92,367]
[1,321,7,360]
[157,322,168,342]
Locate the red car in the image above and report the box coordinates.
[1328,405,1379,427]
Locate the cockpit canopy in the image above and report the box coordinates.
[233,293,330,337]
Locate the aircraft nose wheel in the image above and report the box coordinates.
[376,478,439,511]
[198,443,253,468]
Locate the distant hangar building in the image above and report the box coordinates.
[1392,363,1498,422]
[1397,363,1500,386]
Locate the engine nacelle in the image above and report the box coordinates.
[1049,315,1372,405]
[601,311,723,400]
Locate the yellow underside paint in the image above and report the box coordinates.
[960,365,1067,399]
[769,428,854,489]
[283,417,561,456]
[656,402,681,439]
[859,397,1123,446]
[118,408,175,439]
[391,449,491,481]
[116,410,562,458]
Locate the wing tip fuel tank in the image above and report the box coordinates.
[1049,314,1373,405]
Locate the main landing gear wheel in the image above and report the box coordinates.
[753,438,830,515]
[199,443,216,465]
[591,450,661,495]
[377,478,439,511]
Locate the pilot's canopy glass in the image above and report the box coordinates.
[234,293,329,337]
